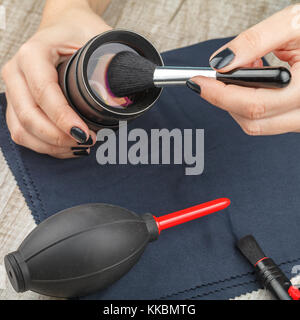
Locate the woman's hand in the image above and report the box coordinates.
[187,5,300,136]
[1,0,111,158]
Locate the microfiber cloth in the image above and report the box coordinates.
[1,37,300,300]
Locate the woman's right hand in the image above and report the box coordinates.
[1,1,111,158]
[188,5,300,136]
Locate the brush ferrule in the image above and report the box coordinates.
[153,67,217,86]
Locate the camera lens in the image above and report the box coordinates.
[86,43,138,109]
[58,30,163,130]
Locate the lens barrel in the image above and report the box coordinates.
[58,30,163,130]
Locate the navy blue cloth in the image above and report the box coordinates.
[1,37,300,300]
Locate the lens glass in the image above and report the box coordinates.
[87,43,139,109]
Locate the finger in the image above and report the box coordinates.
[243,58,264,68]
[6,101,90,156]
[52,153,80,159]
[52,149,91,159]
[17,43,91,144]
[190,75,298,120]
[251,59,264,68]
[273,49,298,66]
[209,6,299,72]
[230,108,300,136]
[3,62,84,148]
[84,129,97,146]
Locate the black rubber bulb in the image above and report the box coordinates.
[4,204,158,298]
[4,199,230,298]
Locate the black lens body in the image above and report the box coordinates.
[58,30,163,130]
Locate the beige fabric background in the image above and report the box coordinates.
[0,0,299,300]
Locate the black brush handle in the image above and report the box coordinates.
[256,258,292,300]
[216,67,291,89]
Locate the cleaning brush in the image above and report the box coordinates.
[107,51,291,98]
[237,235,300,300]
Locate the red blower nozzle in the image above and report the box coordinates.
[154,198,231,232]
[5,198,230,298]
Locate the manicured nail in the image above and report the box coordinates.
[71,147,89,151]
[73,150,89,157]
[209,48,235,69]
[70,127,88,144]
[77,135,94,146]
[186,80,201,95]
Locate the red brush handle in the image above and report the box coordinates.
[153,198,231,233]
[289,286,300,300]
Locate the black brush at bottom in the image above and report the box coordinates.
[237,235,300,300]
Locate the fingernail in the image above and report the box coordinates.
[209,48,235,69]
[77,135,94,146]
[70,127,88,144]
[71,147,89,151]
[73,150,89,157]
[186,80,201,95]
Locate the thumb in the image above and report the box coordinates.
[209,5,299,72]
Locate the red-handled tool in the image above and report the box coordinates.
[288,286,300,300]
[5,198,230,298]
[237,235,300,300]
[154,198,230,232]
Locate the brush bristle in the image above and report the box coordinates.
[107,51,157,97]
[237,235,266,266]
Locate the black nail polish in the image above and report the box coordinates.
[71,147,89,151]
[77,135,94,146]
[73,150,89,157]
[70,127,88,144]
[209,48,235,69]
[186,80,201,95]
